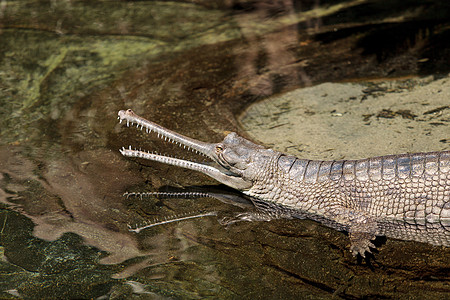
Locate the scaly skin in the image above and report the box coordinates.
[118,109,450,257]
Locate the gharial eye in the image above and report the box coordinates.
[215,145,224,153]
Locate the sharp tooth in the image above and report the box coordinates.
[126,120,129,126]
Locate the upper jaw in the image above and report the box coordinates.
[117,109,252,190]
[118,109,216,159]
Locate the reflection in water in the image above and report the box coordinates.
[0,146,153,265]
[124,186,289,234]
[233,0,311,95]
[1,0,450,298]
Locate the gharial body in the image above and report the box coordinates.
[118,109,450,257]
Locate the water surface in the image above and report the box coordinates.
[1,1,449,298]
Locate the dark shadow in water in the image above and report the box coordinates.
[315,0,450,76]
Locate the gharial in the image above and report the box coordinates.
[117,109,450,257]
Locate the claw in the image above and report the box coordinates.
[349,231,377,257]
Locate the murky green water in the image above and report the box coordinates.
[1,1,449,299]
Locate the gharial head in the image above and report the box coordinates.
[118,109,278,191]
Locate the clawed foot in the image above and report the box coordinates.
[349,232,376,258]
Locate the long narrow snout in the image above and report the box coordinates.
[118,109,252,190]
[118,109,216,158]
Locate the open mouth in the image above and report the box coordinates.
[118,109,216,171]
[117,109,251,190]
